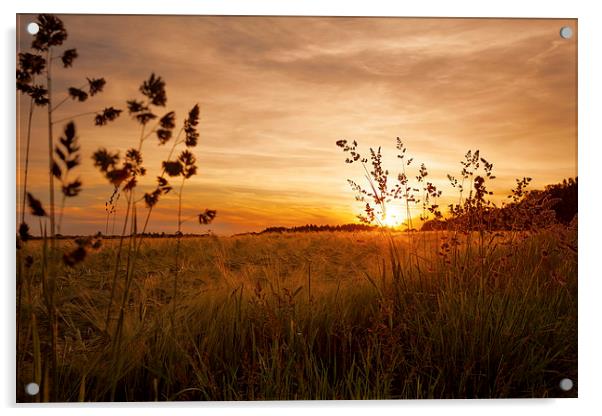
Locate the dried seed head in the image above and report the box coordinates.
[94,107,122,126]
[140,73,167,106]
[61,49,78,68]
[27,193,47,217]
[31,14,67,51]
[18,222,31,242]
[198,209,217,224]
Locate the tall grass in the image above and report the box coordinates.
[17,14,120,401]
[16,227,577,401]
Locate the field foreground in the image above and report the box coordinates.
[17,227,577,401]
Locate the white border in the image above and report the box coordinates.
[2,1,601,415]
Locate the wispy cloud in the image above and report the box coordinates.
[17,15,577,235]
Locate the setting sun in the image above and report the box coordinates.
[382,205,406,228]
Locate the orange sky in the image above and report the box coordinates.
[17,15,577,235]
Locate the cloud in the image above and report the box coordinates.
[17,15,577,235]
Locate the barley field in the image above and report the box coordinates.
[16,226,577,401]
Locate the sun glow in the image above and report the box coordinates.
[381,206,406,228]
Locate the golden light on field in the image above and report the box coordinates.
[17,15,577,235]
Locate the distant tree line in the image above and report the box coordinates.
[421,177,577,231]
[256,223,380,235]
[543,177,578,223]
[33,231,213,240]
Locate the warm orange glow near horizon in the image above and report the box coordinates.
[17,15,577,236]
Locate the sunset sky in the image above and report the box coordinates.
[17,15,577,235]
